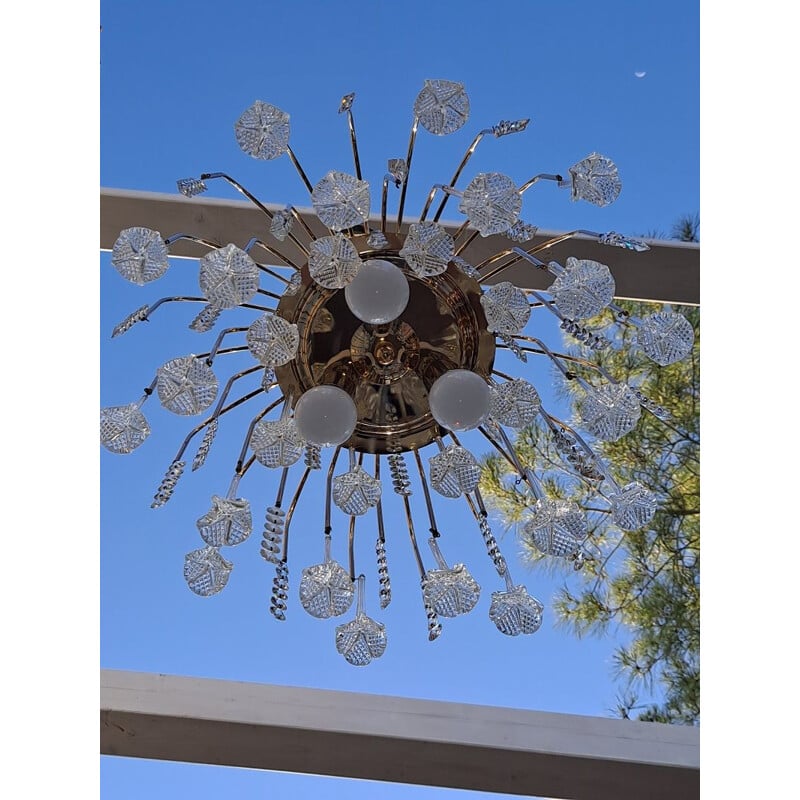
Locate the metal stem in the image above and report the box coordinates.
[235,395,289,472]
[164,233,220,249]
[348,515,356,581]
[324,446,343,534]
[285,146,314,194]
[374,455,386,544]
[432,129,491,222]
[243,238,302,272]
[205,328,249,365]
[402,495,426,579]
[412,449,440,537]
[454,229,480,258]
[518,173,563,194]
[396,118,419,232]
[283,466,312,561]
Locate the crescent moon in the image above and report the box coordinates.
[634,71,647,78]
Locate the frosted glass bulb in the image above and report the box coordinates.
[428,369,490,431]
[294,386,357,446]
[344,259,410,324]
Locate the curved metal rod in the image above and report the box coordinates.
[234,395,290,472]
[164,233,220,249]
[518,173,563,194]
[396,117,419,232]
[283,466,312,562]
[374,454,386,544]
[324,446,343,534]
[412,449,440,537]
[512,335,616,384]
[348,514,357,581]
[256,287,284,302]
[477,424,542,499]
[454,229,480,258]
[205,328,249,365]
[243,238,301,272]
[402,494,426,579]
[285,146,314,195]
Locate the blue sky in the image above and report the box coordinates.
[98,1,699,797]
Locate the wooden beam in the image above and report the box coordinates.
[101,669,699,799]
[100,188,699,305]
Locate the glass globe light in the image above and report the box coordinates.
[428,369,490,431]
[294,386,357,447]
[344,259,410,324]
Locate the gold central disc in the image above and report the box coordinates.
[275,232,495,453]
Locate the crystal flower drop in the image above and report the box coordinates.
[636,311,695,366]
[198,244,260,309]
[489,585,544,636]
[549,257,615,320]
[423,564,481,618]
[111,227,169,285]
[270,207,294,241]
[599,231,650,252]
[308,234,361,289]
[399,222,454,277]
[414,79,470,135]
[234,101,290,160]
[523,499,588,557]
[183,546,233,597]
[609,482,658,530]
[387,158,407,185]
[480,282,531,334]
[311,170,371,231]
[489,379,541,429]
[580,383,641,441]
[100,404,151,454]
[335,613,387,666]
[196,496,252,547]
[333,465,382,516]
[505,220,539,242]
[156,356,218,416]
[299,561,355,619]
[367,230,389,249]
[251,417,305,468]
[428,445,481,498]
[567,153,621,207]
[458,173,521,237]
[246,314,299,367]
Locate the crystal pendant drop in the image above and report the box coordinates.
[580,383,641,441]
[198,244,260,309]
[335,575,387,666]
[489,584,544,636]
[428,445,481,498]
[183,546,233,597]
[489,379,541,429]
[636,310,695,366]
[422,539,480,618]
[458,173,521,237]
[299,540,355,620]
[414,79,470,135]
[609,482,658,530]
[196,495,252,547]
[523,499,587,557]
[549,257,615,320]
[246,314,299,367]
[311,170,371,231]
[567,153,622,207]
[234,100,290,160]
[480,282,531,334]
[156,356,219,416]
[399,222,454,277]
[111,227,169,285]
[250,417,305,468]
[308,233,361,289]
[100,403,151,454]
[332,464,382,516]
[270,207,294,241]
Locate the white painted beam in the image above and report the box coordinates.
[100,669,699,799]
[100,188,699,305]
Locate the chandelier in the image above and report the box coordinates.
[101,79,694,667]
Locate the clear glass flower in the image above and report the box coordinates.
[598,231,650,252]
[458,173,521,237]
[549,257,615,320]
[198,244,260,309]
[196,495,252,547]
[270,207,294,241]
[299,559,355,619]
[335,575,387,666]
[428,445,481,498]
[489,584,544,636]
[311,171,371,231]
[505,220,538,242]
[234,100,290,160]
[609,482,657,530]
[246,314,299,367]
[333,465,382,516]
[308,234,361,289]
[183,546,233,597]
[399,222,454,277]
[100,403,151,454]
[414,79,470,135]
[452,256,481,279]
[636,311,695,366]
[251,417,305,468]
[580,384,641,441]
[367,230,389,249]
[156,356,218,415]
[567,152,622,207]
[387,158,407,185]
[523,499,587,557]
[111,227,169,285]
[177,177,207,197]
[284,271,302,296]
[480,282,531,334]
[489,379,541,429]
[423,562,481,618]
